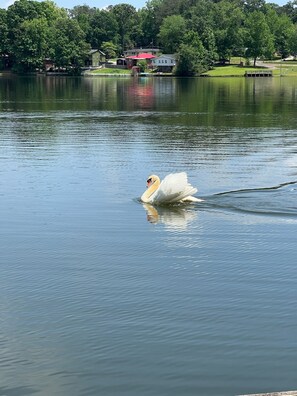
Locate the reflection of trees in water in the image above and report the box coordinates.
[175,77,297,128]
[2,75,297,117]
[1,76,297,152]
[0,76,89,112]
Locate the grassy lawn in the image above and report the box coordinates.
[89,68,131,75]
[202,65,259,77]
[271,64,297,77]
[204,58,297,77]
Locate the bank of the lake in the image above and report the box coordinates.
[83,59,297,78]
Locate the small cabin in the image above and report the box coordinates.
[85,49,106,67]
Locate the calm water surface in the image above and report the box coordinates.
[0,75,296,396]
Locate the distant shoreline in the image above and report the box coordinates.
[2,61,297,78]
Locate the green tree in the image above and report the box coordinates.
[40,0,65,21]
[201,27,218,68]
[137,59,147,72]
[244,11,274,66]
[138,3,159,47]
[5,0,65,71]
[109,4,139,52]
[101,41,118,59]
[186,0,215,38]
[158,15,186,53]
[88,9,119,50]
[280,0,297,24]
[69,5,95,33]
[155,0,187,20]
[0,9,8,69]
[0,9,8,54]
[6,0,44,68]
[288,24,297,58]
[13,17,50,72]
[243,0,266,13]
[50,17,90,70]
[139,0,163,29]
[70,6,119,51]
[213,1,244,61]
[139,0,186,34]
[267,9,294,58]
[175,42,206,76]
[174,31,207,76]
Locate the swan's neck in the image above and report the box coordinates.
[141,178,160,203]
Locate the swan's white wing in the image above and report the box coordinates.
[150,172,198,204]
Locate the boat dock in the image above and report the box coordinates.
[245,70,273,77]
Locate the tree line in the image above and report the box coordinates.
[1,0,297,75]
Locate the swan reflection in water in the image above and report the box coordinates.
[142,203,198,230]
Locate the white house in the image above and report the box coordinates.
[151,54,176,72]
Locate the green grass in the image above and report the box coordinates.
[271,65,297,77]
[202,65,260,77]
[204,62,297,77]
[90,68,131,75]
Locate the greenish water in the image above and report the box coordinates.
[0,75,297,396]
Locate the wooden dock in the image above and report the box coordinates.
[245,70,273,77]
[238,391,297,396]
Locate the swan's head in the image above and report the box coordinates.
[146,175,160,188]
[141,174,161,203]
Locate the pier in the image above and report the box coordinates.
[245,70,273,77]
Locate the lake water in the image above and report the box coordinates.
[0,75,296,396]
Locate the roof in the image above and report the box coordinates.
[89,49,106,55]
[126,53,157,59]
[155,54,176,59]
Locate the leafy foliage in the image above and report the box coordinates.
[49,17,90,69]
[101,41,118,59]
[158,15,186,53]
[0,9,8,55]
[0,0,297,74]
[109,4,139,53]
[174,31,208,76]
[288,24,297,57]
[244,11,275,65]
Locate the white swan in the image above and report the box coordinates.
[140,172,203,204]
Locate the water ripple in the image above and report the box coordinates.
[203,180,297,217]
